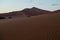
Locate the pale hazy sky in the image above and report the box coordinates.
[0,0,60,13]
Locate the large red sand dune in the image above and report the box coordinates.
[0,13,60,40]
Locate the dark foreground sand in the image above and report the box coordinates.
[0,13,60,40]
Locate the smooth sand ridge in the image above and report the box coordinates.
[0,13,60,40]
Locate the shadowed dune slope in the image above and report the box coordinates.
[0,13,60,40]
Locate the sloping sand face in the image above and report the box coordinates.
[0,13,60,40]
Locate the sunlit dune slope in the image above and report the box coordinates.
[0,13,60,40]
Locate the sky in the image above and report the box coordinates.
[0,0,60,13]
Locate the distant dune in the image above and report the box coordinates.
[0,7,60,19]
[0,13,60,40]
[0,7,51,19]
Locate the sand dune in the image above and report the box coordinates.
[0,13,60,40]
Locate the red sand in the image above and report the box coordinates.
[0,13,60,40]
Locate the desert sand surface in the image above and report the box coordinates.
[0,13,60,40]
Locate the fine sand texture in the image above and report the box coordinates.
[0,13,60,40]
